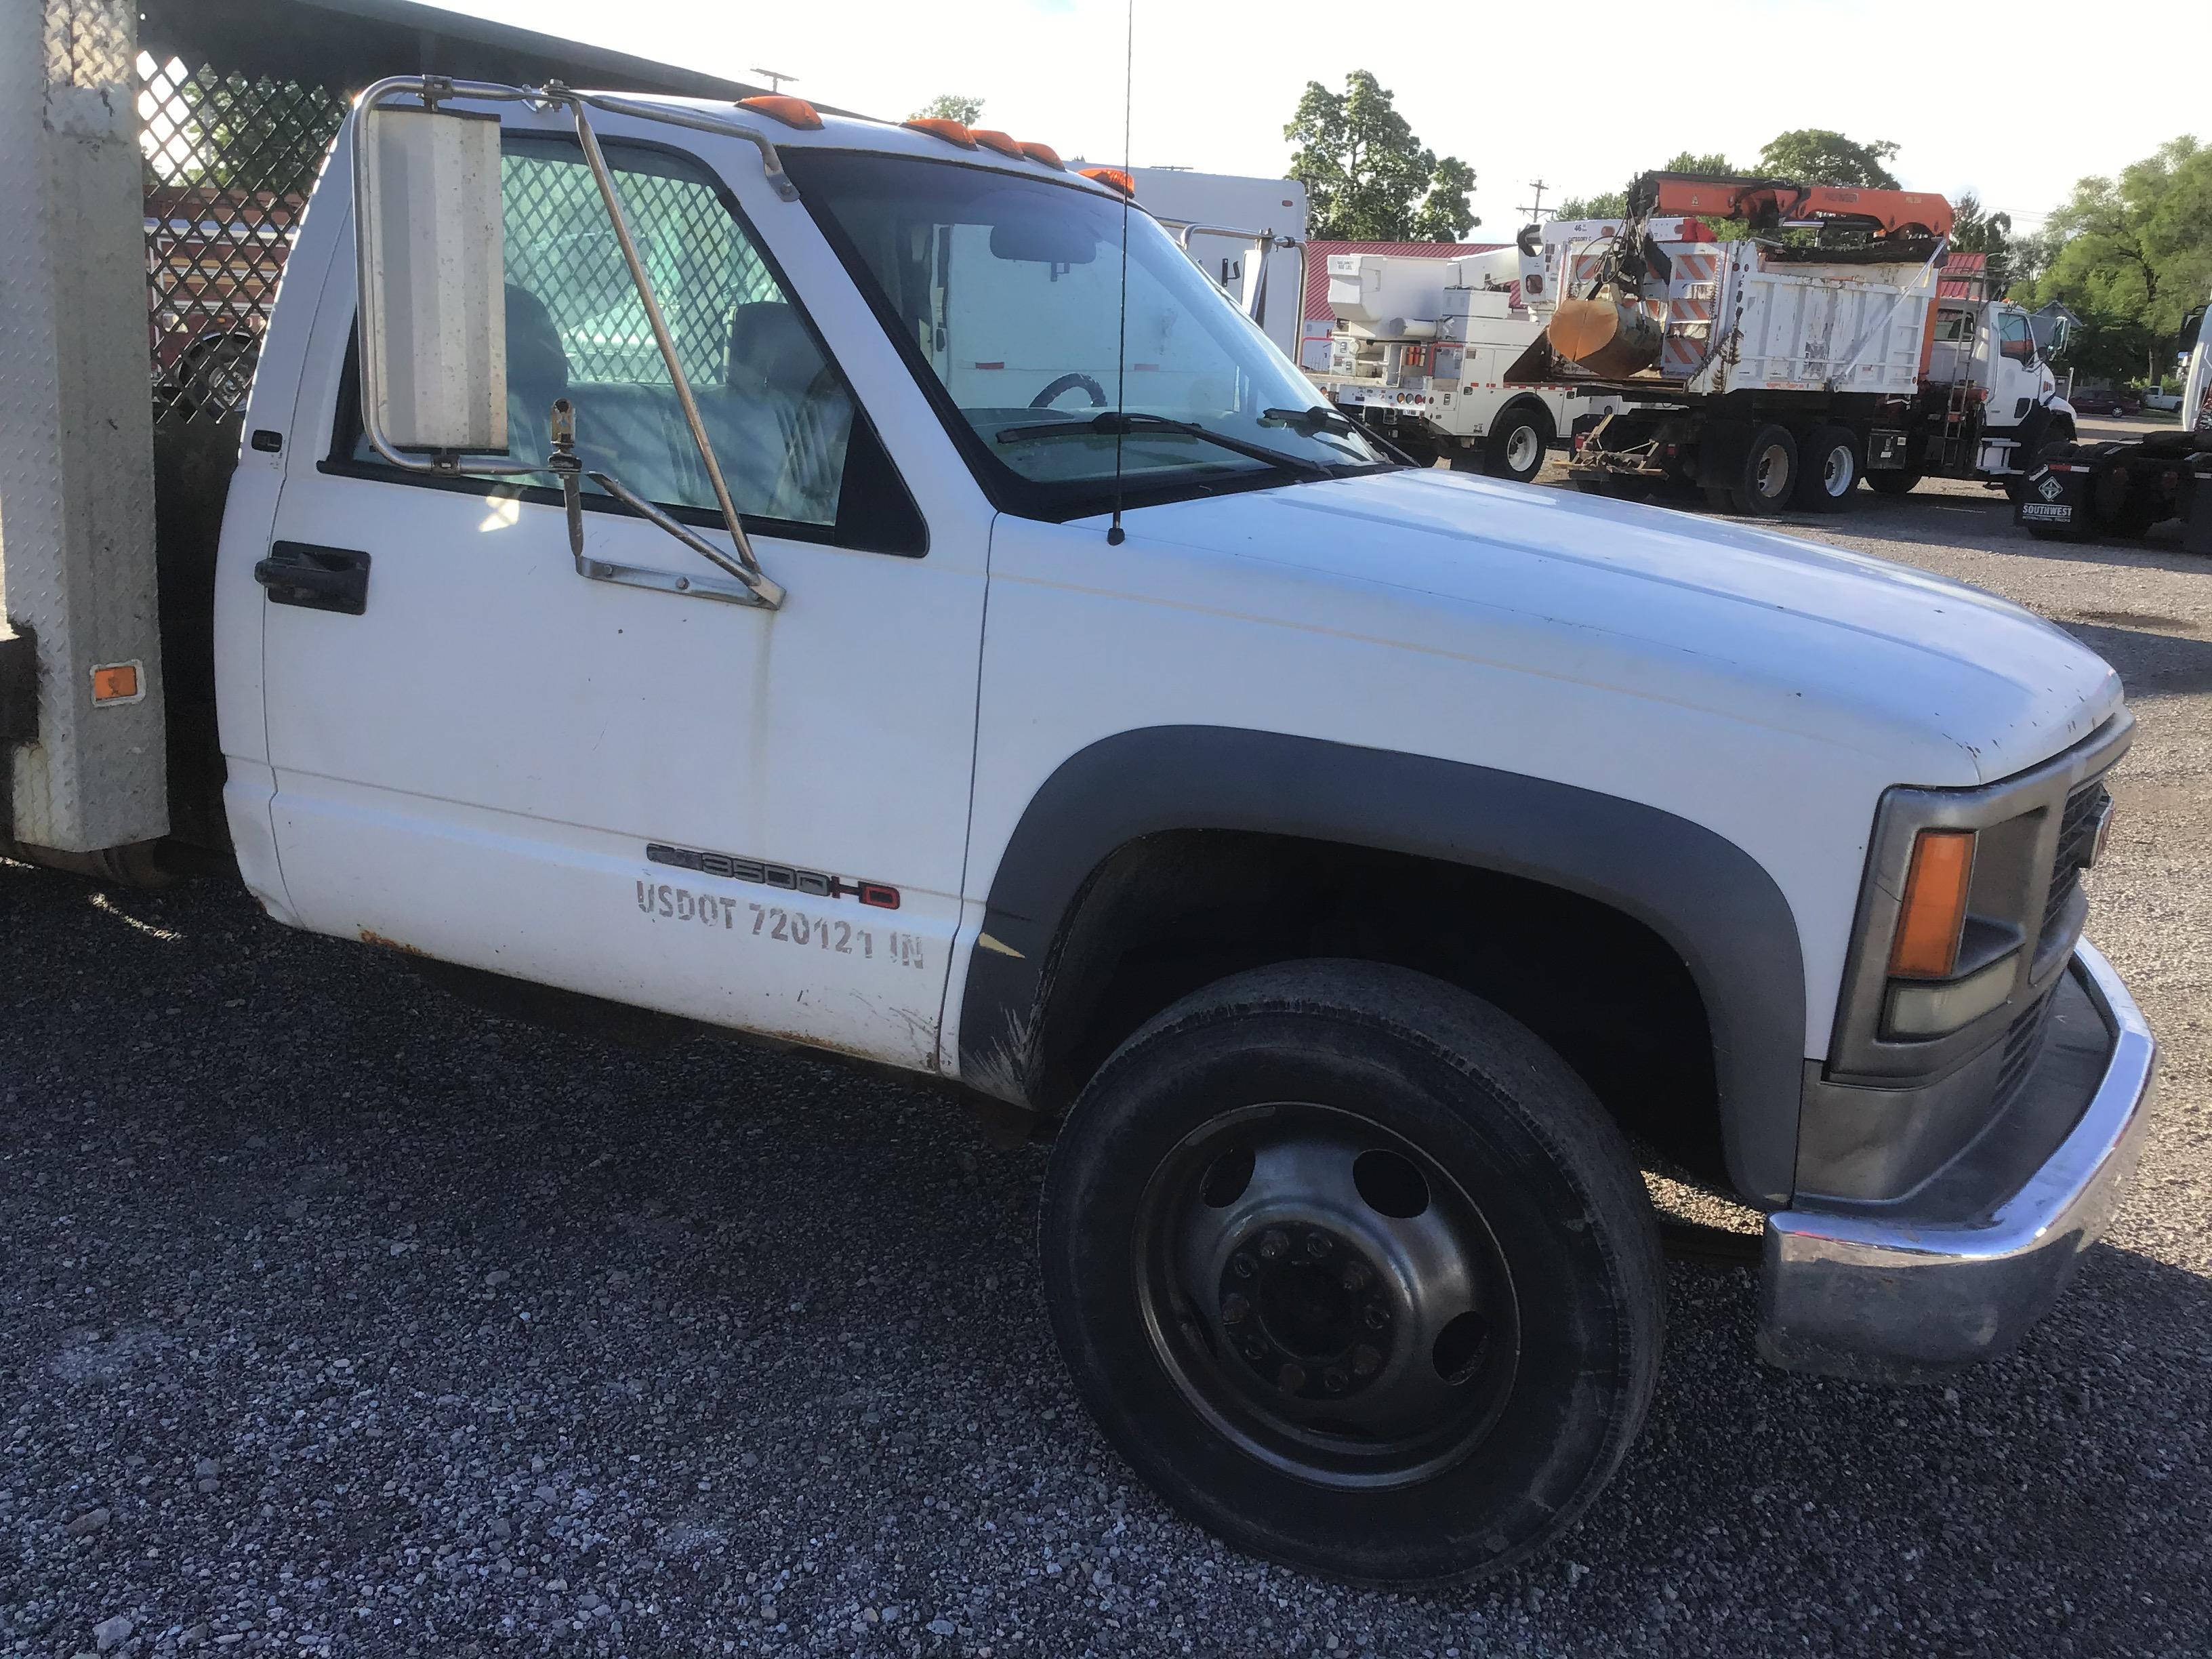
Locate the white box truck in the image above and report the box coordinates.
[1128,165,1309,364]
[0,5,2160,1588]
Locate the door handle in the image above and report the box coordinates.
[255,541,370,615]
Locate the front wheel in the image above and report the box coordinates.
[1039,960,1664,1586]
[1478,405,1552,483]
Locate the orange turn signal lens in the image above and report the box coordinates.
[903,117,977,149]
[1889,829,1975,979]
[1080,166,1135,197]
[737,95,823,131]
[90,661,141,704]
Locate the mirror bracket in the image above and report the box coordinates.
[548,400,783,611]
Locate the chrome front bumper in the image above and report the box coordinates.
[1759,941,2156,1382]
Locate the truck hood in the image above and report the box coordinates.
[1120,467,2121,785]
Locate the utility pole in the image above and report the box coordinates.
[750,67,798,94]
[1519,179,1549,222]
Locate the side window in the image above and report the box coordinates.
[1999,310,2034,363]
[350,134,857,531]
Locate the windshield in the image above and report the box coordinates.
[785,149,1389,517]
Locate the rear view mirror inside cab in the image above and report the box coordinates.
[355,104,509,453]
[987,215,1099,266]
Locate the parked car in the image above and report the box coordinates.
[2068,386,2142,416]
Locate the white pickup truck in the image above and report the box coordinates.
[0,77,2159,1586]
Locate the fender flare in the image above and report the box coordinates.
[959,726,1808,1208]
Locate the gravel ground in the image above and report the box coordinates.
[5,450,2209,1658]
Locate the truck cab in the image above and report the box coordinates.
[1926,298,2064,460]
[7,77,2157,1589]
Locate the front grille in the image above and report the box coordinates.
[1992,989,2053,1112]
[2040,779,2108,946]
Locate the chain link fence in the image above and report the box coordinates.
[139,50,347,425]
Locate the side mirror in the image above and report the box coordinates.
[354,102,508,455]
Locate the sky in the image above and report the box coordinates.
[450,0,2209,237]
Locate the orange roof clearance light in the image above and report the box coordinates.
[1018,141,1065,170]
[737,95,823,130]
[1888,829,1975,979]
[969,128,1024,160]
[1080,166,1135,197]
[903,117,979,149]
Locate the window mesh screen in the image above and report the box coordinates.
[139,52,346,425]
[499,146,779,386]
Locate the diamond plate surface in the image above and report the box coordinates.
[0,0,165,851]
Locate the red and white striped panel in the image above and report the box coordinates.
[1661,250,1721,377]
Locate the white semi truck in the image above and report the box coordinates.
[1519,173,2080,514]
[1311,241,1617,482]
[2016,293,2212,550]
[0,7,2160,1586]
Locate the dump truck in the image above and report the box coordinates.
[1311,241,1618,482]
[1517,172,2078,513]
[0,0,2160,1588]
[2013,292,2212,551]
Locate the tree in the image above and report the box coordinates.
[909,94,983,125]
[1554,152,1733,222]
[1285,71,1476,241]
[2029,137,2212,380]
[1411,157,1477,242]
[1755,129,1900,189]
[1950,192,2015,295]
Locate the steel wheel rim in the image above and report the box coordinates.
[1132,1101,1521,1490]
[1821,444,1853,495]
[1754,443,1790,501]
[1506,425,1540,473]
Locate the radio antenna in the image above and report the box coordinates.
[1106,0,1133,546]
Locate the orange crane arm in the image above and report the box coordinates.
[1626,171,1954,239]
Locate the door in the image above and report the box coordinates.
[1988,306,2046,428]
[256,112,989,1071]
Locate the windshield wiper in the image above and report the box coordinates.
[1263,404,1418,467]
[994,410,1330,477]
[1260,405,1359,436]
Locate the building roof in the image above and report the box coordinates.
[1305,241,1506,322]
[1938,249,1988,301]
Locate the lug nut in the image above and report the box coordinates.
[1338,1262,1370,1293]
[1277,1361,1307,1393]
[1363,1303,1389,1330]
[1242,1338,1268,1363]
[1324,1367,1348,1393]
[1231,1254,1256,1279]
[1221,1292,1250,1326]
[1351,1344,1381,1378]
[1304,1232,1330,1258]
[1258,1229,1288,1261]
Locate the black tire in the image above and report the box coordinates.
[1475,403,1551,483]
[1864,468,1923,497]
[1722,423,1797,514]
[1793,425,1860,513]
[1039,960,1665,1586]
